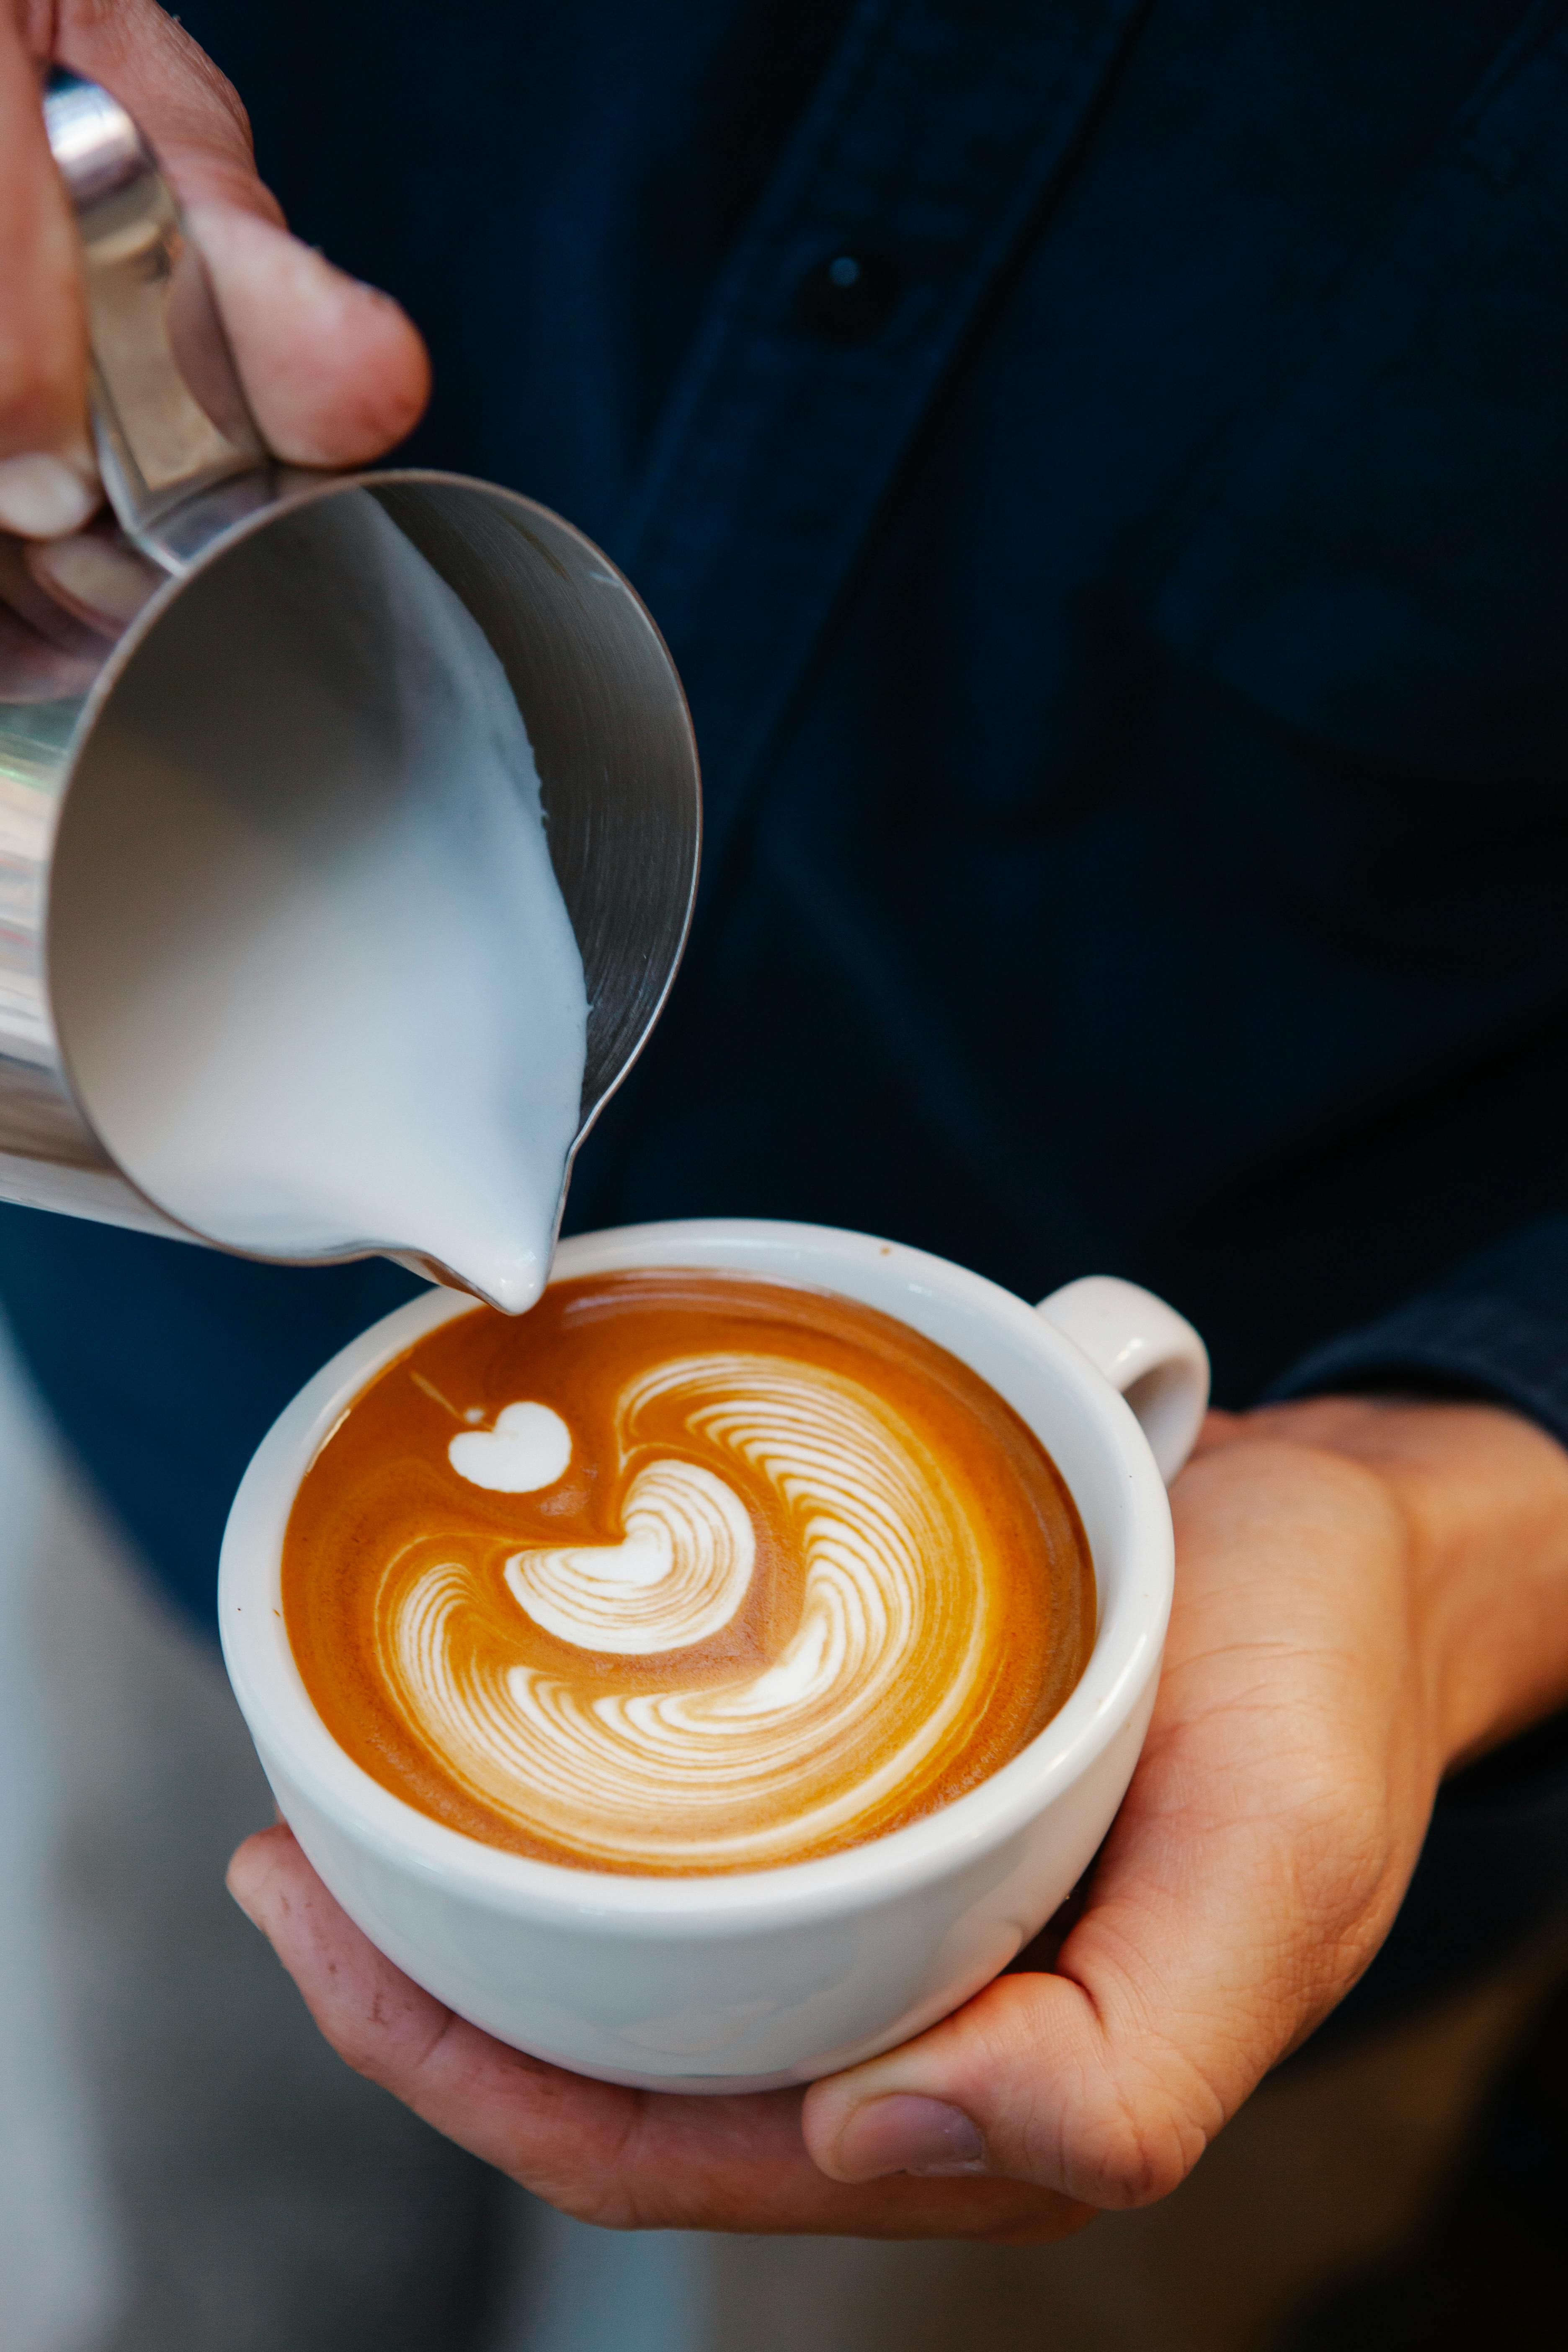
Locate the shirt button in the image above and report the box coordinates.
[798,250,903,342]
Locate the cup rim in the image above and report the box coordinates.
[220,1217,1173,1929]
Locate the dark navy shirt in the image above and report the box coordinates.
[6,0,1568,1640]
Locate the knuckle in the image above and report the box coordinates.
[515,2089,651,2230]
[972,1985,1210,2210]
[526,2173,639,2228]
[57,0,271,194]
[1071,2094,1203,2208]
[1281,1771,1409,1988]
[1016,2021,1221,2210]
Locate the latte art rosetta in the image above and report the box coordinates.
[285,1273,1094,1875]
[384,1355,992,1867]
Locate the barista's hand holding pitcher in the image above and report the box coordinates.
[0,0,426,684]
[231,1393,1568,2239]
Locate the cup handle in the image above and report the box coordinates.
[1036,1276,1210,1485]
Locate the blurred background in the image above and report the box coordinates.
[3,1304,1564,2352]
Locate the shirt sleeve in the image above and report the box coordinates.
[1264,1213,1568,1451]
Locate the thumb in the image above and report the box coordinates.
[801,1961,1223,2207]
[52,0,429,467]
[803,1440,1432,2204]
[181,204,431,469]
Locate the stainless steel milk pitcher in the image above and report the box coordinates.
[0,73,699,1297]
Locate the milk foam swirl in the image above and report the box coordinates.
[503,1457,755,1653]
[374,1351,996,1870]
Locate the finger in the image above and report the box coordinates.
[0,523,118,698]
[26,528,160,628]
[0,598,101,699]
[51,0,430,466]
[0,508,160,698]
[0,532,112,648]
[227,1822,635,2197]
[228,1826,1088,2242]
[0,10,95,530]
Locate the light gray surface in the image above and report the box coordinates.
[0,1335,504,2350]
[0,1336,119,2352]
[489,2210,711,2352]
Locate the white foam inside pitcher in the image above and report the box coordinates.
[48,490,588,1312]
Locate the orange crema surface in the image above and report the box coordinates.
[283,1270,1094,1875]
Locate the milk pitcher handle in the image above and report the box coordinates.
[1036,1275,1210,1483]
[43,70,280,573]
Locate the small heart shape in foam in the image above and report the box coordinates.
[449,1402,572,1492]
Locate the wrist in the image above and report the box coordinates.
[1227,1393,1568,1773]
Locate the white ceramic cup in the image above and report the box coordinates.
[220,1218,1208,2094]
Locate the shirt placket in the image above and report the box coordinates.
[616,0,1154,893]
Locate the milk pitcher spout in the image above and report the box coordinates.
[0,74,700,1309]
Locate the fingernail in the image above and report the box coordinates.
[0,454,98,539]
[29,535,158,627]
[834,2094,988,2181]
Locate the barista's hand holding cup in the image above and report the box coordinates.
[224,1219,1211,2213]
[0,0,426,681]
[228,1223,1568,2240]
